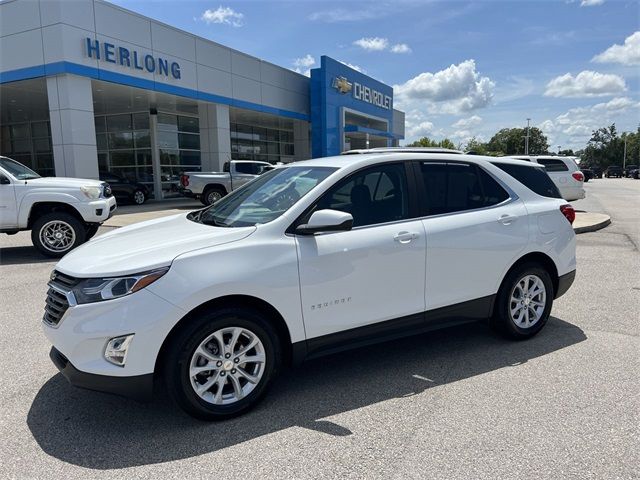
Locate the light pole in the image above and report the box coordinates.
[623,137,627,169]
[558,145,562,155]
[524,118,531,155]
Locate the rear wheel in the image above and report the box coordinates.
[31,212,86,258]
[201,186,226,206]
[491,263,554,339]
[132,189,146,205]
[164,307,281,420]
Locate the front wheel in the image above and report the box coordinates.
[164,308,281,420]
[490,263,554,340]
[31,212,86,258]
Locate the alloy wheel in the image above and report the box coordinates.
[207,191,222,205]
[39,220,76,253]
[509,274,547,328]
[189,327,266,405]
[133,190,145,204]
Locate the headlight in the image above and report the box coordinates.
[81,185,102,200]
[72,267,169,304]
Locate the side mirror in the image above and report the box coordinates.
[296,209,353,235]
[0,175,10,185]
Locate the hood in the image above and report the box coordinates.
[55,213,256,277]
[25,177,103,188]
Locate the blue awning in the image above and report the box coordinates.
[344,124,404,139]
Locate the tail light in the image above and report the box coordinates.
[572,171,584,182]
[560,204,575,225]
[180,174,189,187]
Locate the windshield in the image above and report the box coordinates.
[190,166,337,227]
[0,157,41,180]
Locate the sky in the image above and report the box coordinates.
[110,0,640,151]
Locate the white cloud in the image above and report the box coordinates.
[580,0,604,6]
[200,6,244,27]
[292,54,315,77]
[452,115,482,129]
[391,43,412,54]
[544,70,626,97]
[407,121,435,138]
[394,60,495,114]
[353,37,389,51]
[592,31,640,66]
[539,97,640,149]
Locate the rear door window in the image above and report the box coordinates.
[419,162,510,215]
[492,162,562,199]
[536,159,569,172]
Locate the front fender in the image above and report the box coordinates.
[18,192,83,227]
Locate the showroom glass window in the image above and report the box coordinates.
[419,162,509,215]
[230,109,295,164]
[95,112,153,195]
[157,113,201,198]
[313,163,409,227]
[0,121,54,176]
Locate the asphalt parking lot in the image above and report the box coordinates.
[0,178,638,479]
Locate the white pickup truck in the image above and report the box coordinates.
[179,160,273,205]
[0,156,117,257]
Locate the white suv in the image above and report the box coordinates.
[43,153,577,419]
[510,155,585,201]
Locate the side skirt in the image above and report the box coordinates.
[295,294,495,364]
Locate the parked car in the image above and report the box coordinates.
[605,165,623,178]
[99,172,149,205]
[0,156,116,257]
[510,155,585,201]
[581,168,594,182]
[43,152,576,420]
[179,160,274,206]
[623,165,638,178]
[591,166,603,178]
[631,168,639,179]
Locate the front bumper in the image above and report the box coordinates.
[50,346,153,401]
[555,269,576,299]
[75,196,117,223]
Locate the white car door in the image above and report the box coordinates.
[418,161,529,311]
[295,162,427,345]
[0,171,18,228]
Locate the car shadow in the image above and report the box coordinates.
[27,317,585,470]
[0,246,54,266]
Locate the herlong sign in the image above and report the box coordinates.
[84,38,181,79]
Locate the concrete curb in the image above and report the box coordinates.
[573,212,611,234]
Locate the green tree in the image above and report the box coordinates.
[464,137,489,155]
[406,137,457,149]
[486,127,549,155]
[580,124,628,168]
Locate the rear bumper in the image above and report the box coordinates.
[178,188,197,198]
[49,347,153,402]
[555,269,576,299]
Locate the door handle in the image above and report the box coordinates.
[498,214,518,225]
[394,231,419,243]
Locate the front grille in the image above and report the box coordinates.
[43,271,79,327]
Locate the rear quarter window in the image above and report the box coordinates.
[492,163,562,199]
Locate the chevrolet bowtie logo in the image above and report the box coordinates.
[333,76,352,94]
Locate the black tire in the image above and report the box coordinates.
[201,186,226,206]
[31,212,87,258]
[164,307,282,420]
[85,224,100,240]
[132,189,146,205]
[490,262,554,340]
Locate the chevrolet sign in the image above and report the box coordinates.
[333,76,391,110]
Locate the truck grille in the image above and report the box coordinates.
[43,271,79,327]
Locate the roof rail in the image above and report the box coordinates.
[341,147,463,155]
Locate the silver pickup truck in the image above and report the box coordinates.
[179,160,274,205]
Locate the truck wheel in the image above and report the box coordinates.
[85,224,100,240]
[490,262,554,340]
[202,186,225,206]
[31,212,86,258]
[164,307,281,420]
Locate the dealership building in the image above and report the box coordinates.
[0,0,405,198]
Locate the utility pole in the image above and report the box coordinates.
[623,136,627,169]
[524,118,531,155]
